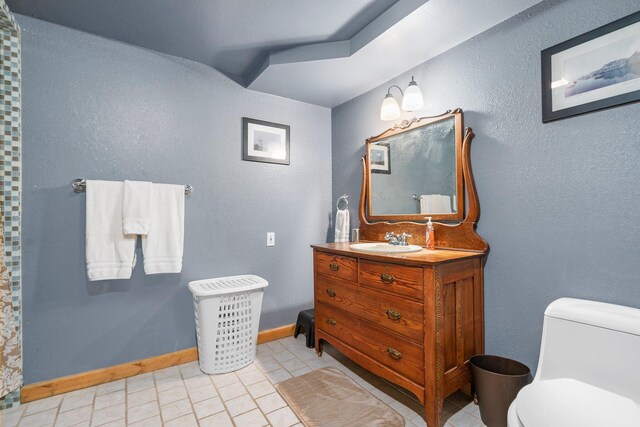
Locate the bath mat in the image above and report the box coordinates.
[276,366,405,427]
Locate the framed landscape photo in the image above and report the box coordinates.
[242,117,290,165]
[542,11,640,122]
[370,143,390,174]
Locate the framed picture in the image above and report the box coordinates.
[370,143,390,174]
[242,117,290,165]
[542,11,640,122]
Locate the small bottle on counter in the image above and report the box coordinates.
[351,228,360,242]
[425,217,436,250]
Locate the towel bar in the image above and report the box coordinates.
[72,178,193,195]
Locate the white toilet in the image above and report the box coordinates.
[507,297,640,427]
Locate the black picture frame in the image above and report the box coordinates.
[542,10,640,122]
[370,143,391,174]
[242,117,290,165]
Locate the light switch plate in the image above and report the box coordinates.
[267,232,275,247]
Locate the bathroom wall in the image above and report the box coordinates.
[332,0,640,372]
[0,0,21,409]
[19,15,331,384]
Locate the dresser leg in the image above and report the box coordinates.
[315,338,324,357]
[424,396,443,427]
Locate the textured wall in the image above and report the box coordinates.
[0,0,21,409]
[332,0,640,372]
[19,15,331,383]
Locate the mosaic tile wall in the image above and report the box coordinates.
[0,0,21,410]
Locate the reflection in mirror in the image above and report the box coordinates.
[369,115,458,217]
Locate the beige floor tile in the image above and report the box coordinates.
[158,386,188,406]
[266,341,287,353]
[446,409,486,427]
[209,372,238,388]
[155,375,184,392]
[290,366,312,377]
[55,405,92,427]
[163,412,198,427]
[255,392,287,414]
[198,411,233,427]
[264,368,292,384]
[59,389,95,413]
[94,391,125,411]
[266,406,300,427]
[128,415,162,427]
[19,407,57,427]
[238,369,267,386]
[192,396,225,420]
[96,380,125,397]
[1,406,25,427]
[126,376,155,394]
[127,401,160,424]
[232,408,268,427]
[279,358,307,372]
[272,350,296,363]
[235,363,259,375]
[460,402,481,418]
[90,403,125,426]
[159,399,191,422]
[186,384,217,403]
[24,395,62,415]
[254,356,281,373]
[217,382,247,401]
[127,388,157,408]
[183,374,211,391]
[178,362,203,380]
[97,420,125,427]
[153,366,180,380]
[225,394,257,417]
[246,380,276,399]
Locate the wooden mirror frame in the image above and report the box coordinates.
[366,110,464,221]
[359,109,488,252]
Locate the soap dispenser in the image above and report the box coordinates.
[425,217,435,250]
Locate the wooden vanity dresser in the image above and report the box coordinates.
[312,110,488,427]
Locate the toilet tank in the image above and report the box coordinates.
[535,298,640,403]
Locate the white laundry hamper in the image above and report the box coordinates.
[188,274,268,374]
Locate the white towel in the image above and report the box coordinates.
[122,180,153,235]
[419,194,452,214]
[142,183,185,274]
[334,209,350,243]
[85,180,137,281]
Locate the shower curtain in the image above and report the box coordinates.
[0,216,21,398]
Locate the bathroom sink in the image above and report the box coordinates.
[349,243,423,254]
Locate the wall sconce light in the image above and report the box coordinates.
[380,76,424,121]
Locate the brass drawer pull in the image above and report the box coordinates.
[380,273,395,284]
[329,262,340,271]
[386,309,401,321]
[326,289,336,297]
[326,318,337,326]
[387,347,403,360]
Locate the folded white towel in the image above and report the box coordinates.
[142,183,185,274]
[122,180,153,235]
[334,209,350,243]
[419,194,452,214]
[85,180,137,281]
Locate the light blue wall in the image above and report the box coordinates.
[19,15,331,383]
[332,0,640,372]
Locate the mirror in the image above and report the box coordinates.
[366,110,464,221]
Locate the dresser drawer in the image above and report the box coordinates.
[315,251,357,282]
[315,275,424,342]
[316,303,424,384]
[359,260,423,300]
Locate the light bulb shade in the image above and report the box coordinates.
[402,79,424,111]
[380,93,401,121]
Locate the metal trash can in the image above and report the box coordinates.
[188,274,268,374]
[470,355,532,427]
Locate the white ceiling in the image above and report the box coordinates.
[248,0,543,107]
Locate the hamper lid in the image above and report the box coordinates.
[188,274,268,297]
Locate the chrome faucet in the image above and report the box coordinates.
[384,232,413,246]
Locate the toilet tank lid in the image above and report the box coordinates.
[545,298,640,336]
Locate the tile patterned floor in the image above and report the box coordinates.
[0,336,485,426]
